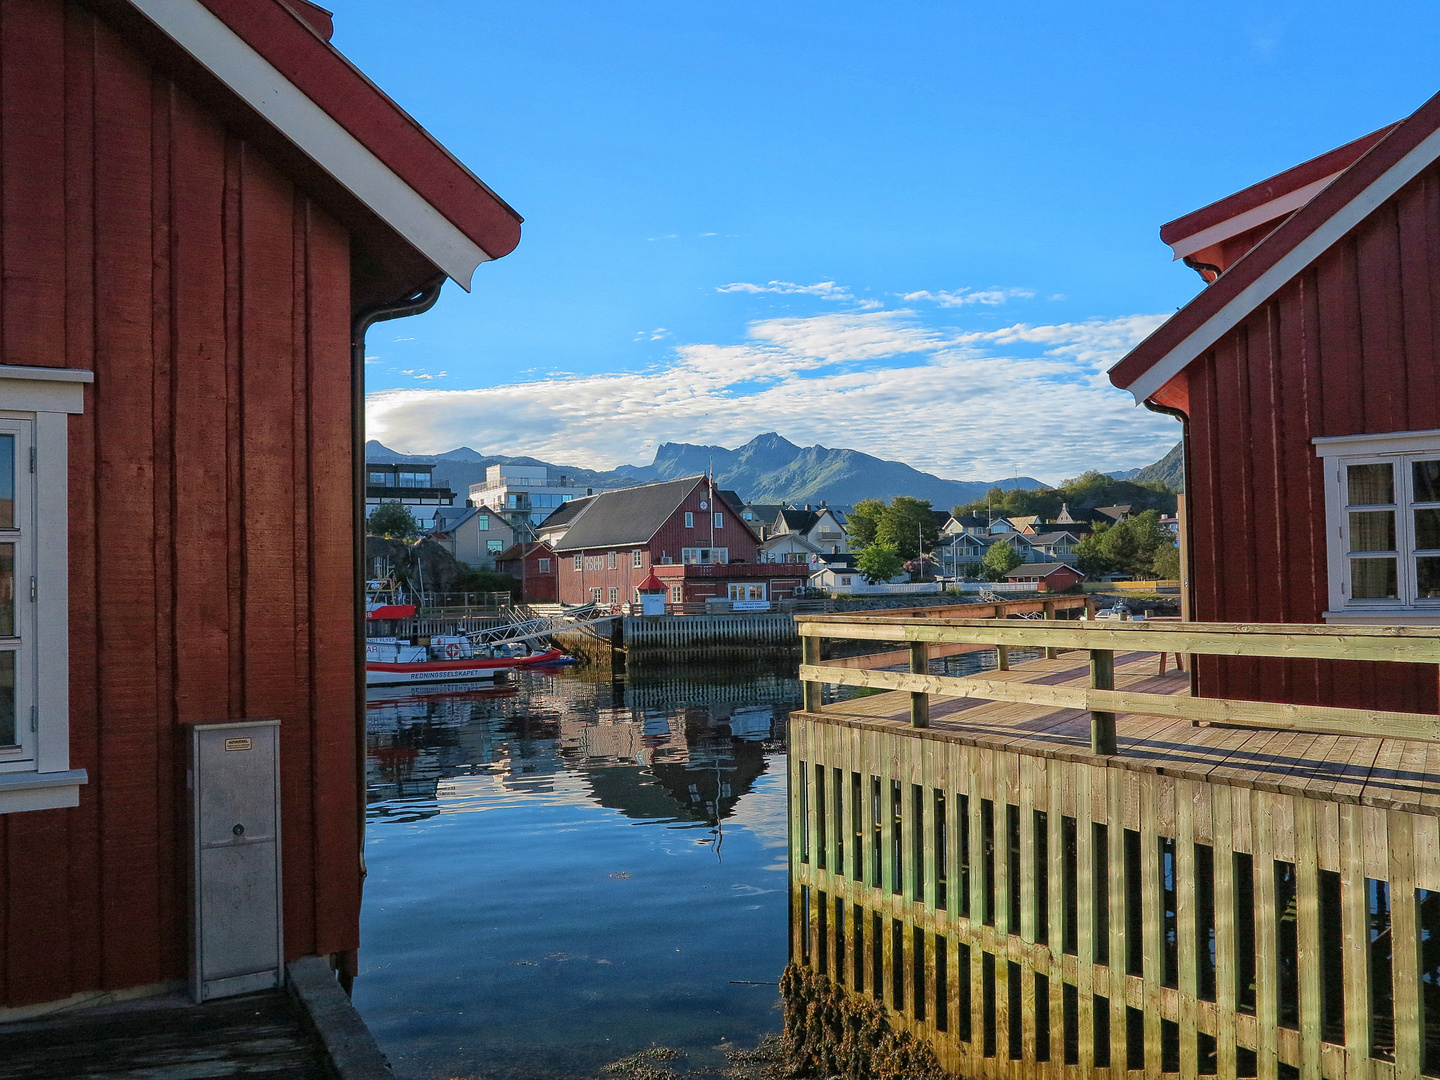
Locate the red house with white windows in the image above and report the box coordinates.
[1111,90,1440,715]
[0,0,518,1010]
[550,476,808,607]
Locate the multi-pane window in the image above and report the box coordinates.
[538,558,551,573]
[681,547,728,565]
[670,585,683,602]
[397,470,428,488]
[591,587,603,602]
[608,587,619,604]
[1317,432,1440,614]
[573,554,583,572]
[0,366,88,814]
[476,514,489,531]
[486,540,503,554]
[632,550,643,568]
[607,551,618,569]
[0,423,28,759]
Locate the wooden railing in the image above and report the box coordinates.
[798,616,1440,748]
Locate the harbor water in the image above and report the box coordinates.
[354,663,800,1080]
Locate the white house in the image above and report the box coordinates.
[758,532,822,566]
[772,505,850,554]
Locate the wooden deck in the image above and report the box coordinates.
[0,990,331,1079]
[813,650,1440,816]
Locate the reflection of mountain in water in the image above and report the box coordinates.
[364,666,800,827]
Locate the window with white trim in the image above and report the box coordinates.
[573,554,583,572]
[486,539,503,554]
[608,587,619,604]
[1316,430,1440,620]
[632,550,643,568]
[538,558,551,573]
[591,587,603,603]
[684,512,693,528]
[0,366,89,814]
[607,551,617,570]
[670,585,683,603]
[714,512,724,529]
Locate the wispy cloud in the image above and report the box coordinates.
[368,303,1177,481]
[718,279,853,299]
[902,287,1036,307]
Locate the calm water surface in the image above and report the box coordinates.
[353,664,800,1080]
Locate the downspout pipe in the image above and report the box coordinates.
[342,276,444,992]
[1142,397,1196,694]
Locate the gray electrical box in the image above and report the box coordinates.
[189,719,283,1002]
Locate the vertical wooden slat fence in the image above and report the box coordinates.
[790,717,1440,1080]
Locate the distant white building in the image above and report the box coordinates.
[469,465,589,528]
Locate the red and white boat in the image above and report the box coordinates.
[365,636,516,686]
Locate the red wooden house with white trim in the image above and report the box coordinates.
[0,0,518,1010]
[1111,89,1440,716]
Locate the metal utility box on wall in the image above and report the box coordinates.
[189,719,283,1002]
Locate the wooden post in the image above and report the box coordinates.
[909,641,929,728]
[1090,648,1116,755]
[996,644,1009,671]
[802,633,822,713]
[1043,599,1058,658]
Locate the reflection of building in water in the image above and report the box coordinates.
[790,711,1440,1080]
[364,671,789,826]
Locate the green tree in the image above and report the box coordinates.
[848,499,885,548]
[857,542,904,584]
[1152,540,1181,580]
[1076,510,1174,578]
[367,500,418,539]
[875,496,938,560]
[980,539,1024,581]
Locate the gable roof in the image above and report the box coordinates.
[1111,90,1440,405]
[759,532,821,554]
[1005,562,1085,580]
[110,0,521,296]
[778,508,820,533]
[494,541,553,563]
[552,478,703,551]
[1029,531,1082,545]
[743,503,784,522]
[536,496,595,533]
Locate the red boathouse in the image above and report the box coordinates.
[1111,89,1440,716]
[0,0,518,1010]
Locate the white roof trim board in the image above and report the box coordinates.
[1120,123,1440,405]
[1167,171,1345,260]
[127,0,489,290]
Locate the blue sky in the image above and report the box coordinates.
[341,2,1440,484]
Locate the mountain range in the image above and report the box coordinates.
[366,432,1176,509]
[613,433,1044,506]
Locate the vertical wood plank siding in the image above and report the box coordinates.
[0,0,359,1007]
[1186,164,1440,716]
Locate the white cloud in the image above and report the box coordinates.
[718,280,853,300]
[367,306,1178,481]
[902,286,1036,307]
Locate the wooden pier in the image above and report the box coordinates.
[789,614,1440,1080]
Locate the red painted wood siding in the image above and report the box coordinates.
[1184,159,1440,715]
[557,485,761,604]
[0,0,358,1007]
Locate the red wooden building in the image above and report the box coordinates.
[1110,89,1440,715]
[551,477,813,606]
[495,542,559,603]
[0,0,518,1010]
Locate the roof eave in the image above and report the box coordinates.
[121,0,520,291]
[1111,92,1440,405]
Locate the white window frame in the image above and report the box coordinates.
[591,587,603,603]
[607,550,617,570]
[670,585,683,603]
[476,514,489,531]
[0,366,89,814]
[714,512,724,529]
[684,512,693,528]
[538,558,551,573]
[1315,428,1440,623]
[573,554,583,572]
[631,550,643,569]
[486,539,503,554]
[608,586,619,605]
